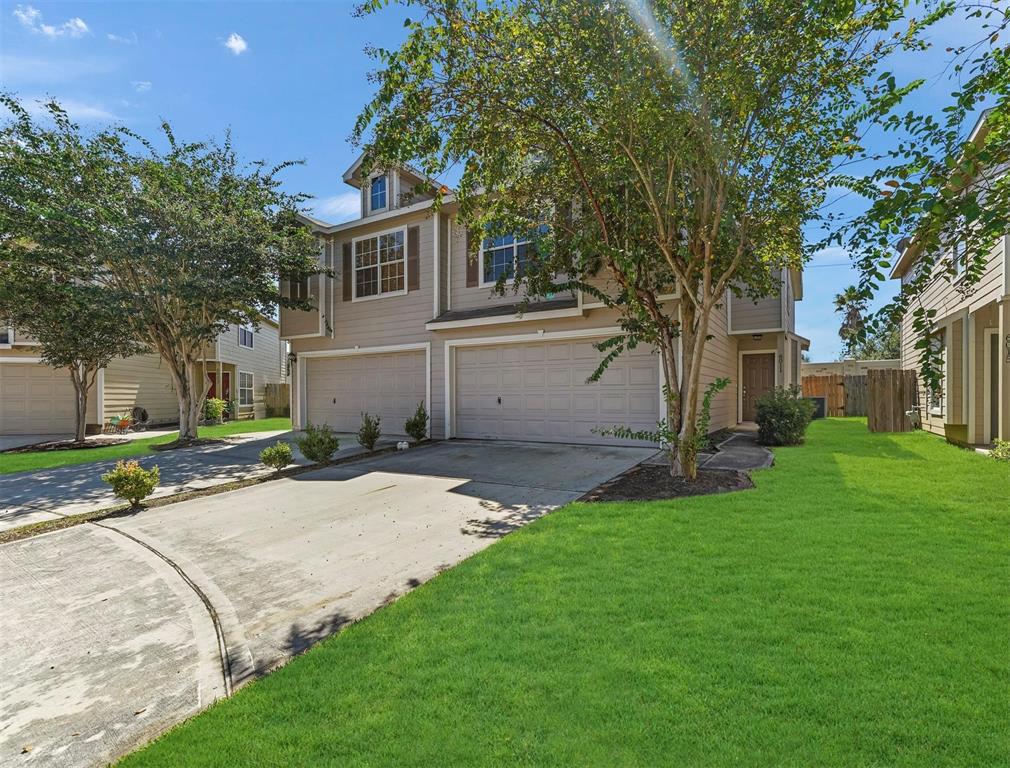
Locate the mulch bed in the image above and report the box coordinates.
[150,438,228,452]
[1,438,130,454]
[583,464,753,502]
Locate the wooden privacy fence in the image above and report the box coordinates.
[802,374,871,417]
[264,383,290,417]
[867,369,918,432]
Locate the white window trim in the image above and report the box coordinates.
[478,234,532,288]
[367,174,389,215]
[238,370,254,408]
[238,324,255,349]
[351,225,408,303]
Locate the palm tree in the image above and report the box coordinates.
[833,286,867,358]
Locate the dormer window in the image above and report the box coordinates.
[369,174,388,213]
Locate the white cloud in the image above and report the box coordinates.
[13,5,89,38]
[131,80,152,93]
[223,32,248,55]
[107,31,138,45]
[24,97,119,123]
[310,192,361,223]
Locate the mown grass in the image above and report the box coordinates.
[0,418,292,475]
[121,419,1009,767]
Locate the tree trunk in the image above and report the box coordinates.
[68,364,92,443]
[676,300,714,482]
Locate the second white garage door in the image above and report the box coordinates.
[304,351,427,434]
[0,361,78,435]
[455,339,659,446]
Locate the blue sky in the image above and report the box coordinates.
[0,1,984,360]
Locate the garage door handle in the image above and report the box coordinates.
[497,396,502,405]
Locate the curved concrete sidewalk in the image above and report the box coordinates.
[0,440,653,767]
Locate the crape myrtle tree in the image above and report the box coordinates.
[353,0,944,477]
[0,97,146,442]
[837,1,1010,390]
[0,96,322,444]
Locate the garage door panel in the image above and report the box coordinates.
[1,363,78,435]
[455,338,659,446]
[305,350,425,433]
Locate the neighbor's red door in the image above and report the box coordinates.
[207,372,231,400]
[741,353,775,421]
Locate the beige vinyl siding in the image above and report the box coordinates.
[696,301,738,431]
[216,322,286,418]
[104,354,179,424]
[900,236,1005,436]
[729,291,782,333]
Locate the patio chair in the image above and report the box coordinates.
[130,407,151,432]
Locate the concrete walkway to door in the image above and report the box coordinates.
[0,439,654,768]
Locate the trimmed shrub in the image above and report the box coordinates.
[260,441,294,471]
[358,412,381,452]
[991,439,1010,462]
[101,460,160,507]
[296,423,340,463]
[755,385,815,446]
[203,397,227,422]
[404,401,429,442]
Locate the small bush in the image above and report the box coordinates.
[404,401,428,442]
[203,397,227,422]
[991,439,1010,462]
[755,385,815,446]
[260,441,294,471]
[296,423,340,463]
[101,460,160,507]
[358,411,381,452]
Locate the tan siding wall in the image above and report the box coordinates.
[899,236,1006,436]
[697,301,738,430]
[104,354,178,424]
[730,292,782,332]
[217,322,286,418]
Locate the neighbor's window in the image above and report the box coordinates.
[354,229,405,299]
[481,233,532,285]
[0,327,10,345]
[369,175,387,212]
[238,371,254,407]
[238,325,254,349]
[951,214,967,277]
[927,333,946,416]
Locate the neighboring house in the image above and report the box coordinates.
[801,359,899,377]
[0,321,287,435]
[890,113,1010,445]
[281,156,808,445]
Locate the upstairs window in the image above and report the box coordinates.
[0,327,10,345]
[369,175,387,212]
[354,228,405,300]
[481,233,536,286]
[286,276,310,303]
[238,325,254,349]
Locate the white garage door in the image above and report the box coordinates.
[305,351,427,434]
[0,362,78,435]
[455,339,659,446]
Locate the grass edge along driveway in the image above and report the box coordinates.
[121,418,1008,767]
[0,418,292,475]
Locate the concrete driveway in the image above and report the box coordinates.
[0,440,652,767]
[0,431,401,532]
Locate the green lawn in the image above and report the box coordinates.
[121,419,1009,767]
[0,418,291,475]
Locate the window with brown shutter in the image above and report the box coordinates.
[342,242,352,302]
[407,226,420,291]
[465,230,478,287]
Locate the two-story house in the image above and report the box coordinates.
[282,157,808,445]
[0,320,288,436]
[890,113,1010,445]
